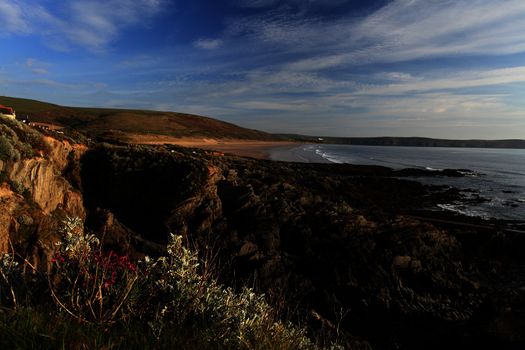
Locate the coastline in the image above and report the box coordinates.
[274,143,525,222]
[3,114,525,348]
[122,134,525,221]
[125,134,300,159]
[268,144,331,163]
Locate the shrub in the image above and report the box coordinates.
[0,135,20,161]
[0,253,22,307]
[2,217,340,349]
[0,118,48,160]
[137,234,320,349]
[49,217,139,325]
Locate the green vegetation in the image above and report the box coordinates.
[0,171,30,199]
[0,134,21,161]
[0,116,49,160]
[0,218,338,349]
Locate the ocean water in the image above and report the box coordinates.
[270,144,525,221]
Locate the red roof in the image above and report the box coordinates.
[0,105,14,113]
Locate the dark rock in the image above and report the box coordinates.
[75,143,525,350]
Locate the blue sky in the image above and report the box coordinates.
[1,0,525,139]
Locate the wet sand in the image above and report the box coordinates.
[268,144,331,163]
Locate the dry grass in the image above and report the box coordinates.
[0,96,277,141]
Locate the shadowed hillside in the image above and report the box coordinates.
[0,96,275,141]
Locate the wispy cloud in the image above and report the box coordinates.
[3,0,525,138]
[64,0,165,50]
[230,0,525,72]
[234,0,278,8]
[176,0,525,138]
[9,78,77,89]
[25,58,49,75]
[0,1,30,34]
[234,100,313,111]
[194,38,223,50]
[354,0,525,62]
[2,0,165,51]
[234,0,354,11]
[357,66,525,95]
[29,68,48,75]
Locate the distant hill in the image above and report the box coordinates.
[0,96,275,141]
[277,134,525,149]
[3,96,522,148]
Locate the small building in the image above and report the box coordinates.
[0,104,16,119]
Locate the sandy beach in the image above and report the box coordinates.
[125,134,300,159]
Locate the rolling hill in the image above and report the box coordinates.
[4,96,523,149]
[0,96,275,141]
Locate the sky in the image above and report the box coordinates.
[1,0,525,139]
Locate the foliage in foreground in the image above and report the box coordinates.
[0,217,339,349]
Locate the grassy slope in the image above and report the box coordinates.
[0,96,275,140]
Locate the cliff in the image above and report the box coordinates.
[0,117,85,270]
[1,119,524,349]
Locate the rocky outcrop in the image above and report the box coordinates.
[1,158,83,217]
[0,184,24,253]
[0,121,86,269]
[0,136,85,217]
[3,130,523,349]
[78,144,525,349]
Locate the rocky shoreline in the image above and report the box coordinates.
[79,144,525,349]
[1,120,524,349]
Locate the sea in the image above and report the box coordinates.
[270,144,525,221]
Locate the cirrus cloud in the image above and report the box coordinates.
[194,38,223,50]
[1,0,166,51]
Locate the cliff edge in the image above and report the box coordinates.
[1,118,525,349]
[0,117,85,270]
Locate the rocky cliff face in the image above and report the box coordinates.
[2,124,524,349]
[0,119,86,270]
[0,183,25,254]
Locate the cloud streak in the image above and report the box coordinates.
[194,38,223,50]
[357,66,525,95]
[355,0,525,61]
[228,0,525,72]
[3,0,525,138]
[1,0,165,51]
[0,1,30,33]
[182,0,525,138]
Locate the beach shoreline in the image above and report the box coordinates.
[268,144,331,163]
[124,133,316,160]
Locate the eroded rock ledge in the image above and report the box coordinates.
[0,121,85,271]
